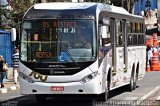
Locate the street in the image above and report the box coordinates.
[0,71,160,106]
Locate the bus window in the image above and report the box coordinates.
[127,22,131,33]
[133,35,138,45]
[127,34,132,45]
[140,23,144,33]
[21,19,96,62]
[137,23,141,33]
[131,22,136,33]
[138,35,141,45]
[116,20,123,46]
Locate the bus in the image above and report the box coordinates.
[18,2,146,102]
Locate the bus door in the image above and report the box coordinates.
[110,18,125,87]
[122,20,128,74]
[110,18,116,77]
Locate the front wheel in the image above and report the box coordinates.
[35,94,46,103]
[97,80,110,102]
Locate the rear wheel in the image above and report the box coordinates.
[128,70,137,91]
[129,74,134,91]
[133,73,138,90]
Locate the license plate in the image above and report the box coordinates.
[51,86,64,91]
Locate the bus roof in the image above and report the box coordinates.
[23,2,143,20]
[33,2,131,16]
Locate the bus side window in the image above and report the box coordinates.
[133,35,138,45]
[127,22,131,33]
[138,35,141,45]
[116,20,123,46]
[128,34,132,45]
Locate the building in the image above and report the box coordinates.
[134,0,157,15]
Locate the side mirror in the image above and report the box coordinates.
[11,28,16,41]
[102,18,110,25]
[101,26,110,38]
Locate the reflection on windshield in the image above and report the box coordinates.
[21,19,96,63]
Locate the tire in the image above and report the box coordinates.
[129,74,134,91]
[106,80,110,99]
[97,80,110,102]
[35,94,46,103]
[133,73,138,90]
[128,72,137,91]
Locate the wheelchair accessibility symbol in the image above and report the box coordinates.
[58,52,68,62]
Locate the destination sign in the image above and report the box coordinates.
[35,51,52,59]
[59,21,76,28]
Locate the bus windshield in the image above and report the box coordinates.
[20,19,96,63]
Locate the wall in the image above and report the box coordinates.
[0,30,13,67]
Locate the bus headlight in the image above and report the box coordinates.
[80,71,98,84]
[19,72,34,83]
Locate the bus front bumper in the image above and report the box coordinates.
[19,76,103,95]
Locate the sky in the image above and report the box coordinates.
[0,0,8,5]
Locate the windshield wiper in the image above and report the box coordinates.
[59,44,78,66]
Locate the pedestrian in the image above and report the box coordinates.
[0,55,7,88]
[146,45,153,67]
[152,45,158,53]
[12,47,19,84]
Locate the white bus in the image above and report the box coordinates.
[18,2,146,102]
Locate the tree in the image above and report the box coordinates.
[8,0,35,26]
[110,0,135,14]
[0,4,14,29]
[0,0,35,29]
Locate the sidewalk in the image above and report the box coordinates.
[0,78,20,94]
[0,67,20,94]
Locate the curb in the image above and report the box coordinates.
[0,85,20,94]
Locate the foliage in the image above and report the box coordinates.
[0,0,35,29]
[110,0,135,14]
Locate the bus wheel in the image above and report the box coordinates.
[97,80,110,102]
[133,73,138,90]
[35,94,46,103]
[106,80,110,99]
[128,72,136,91]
